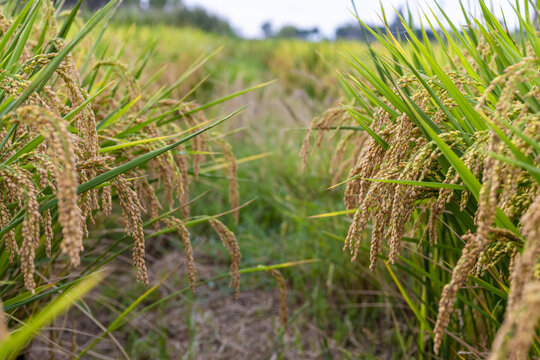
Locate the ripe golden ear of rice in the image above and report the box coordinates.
[312,31,539,355]
[164,217,196,291]
[210,219,241,298]
[0,5,242,294]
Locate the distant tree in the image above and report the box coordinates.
[335,24,371,41]
[140,0,164,8]
[335,9,435,42]
[164,0,183,11]
[261,21,273,38]
[64,0,233,35]
[109,2,236,36]
[303,27,319,40]
[63,0,109,10]
[62,0,183,11]
[275,25,319,40]
[275,25,300,39]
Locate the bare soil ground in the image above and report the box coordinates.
[24,250,346,359]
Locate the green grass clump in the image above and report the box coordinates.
[308,0,540,358]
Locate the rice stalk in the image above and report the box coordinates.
[311,1,540,356]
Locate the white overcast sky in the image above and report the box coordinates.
[182,0,520,38]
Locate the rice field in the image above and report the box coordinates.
[0,0,539,359]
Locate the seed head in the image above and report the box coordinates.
[209,219,241,298]
[164,217,196,291]
[17,106,83,269]
[111,176,148,286]
[433,232,481,354]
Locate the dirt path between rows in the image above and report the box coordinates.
[25,250,344,359]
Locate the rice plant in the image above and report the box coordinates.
[306,0,540,358]
[0,1,254,356]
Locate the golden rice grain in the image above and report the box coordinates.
[299,106,348,170]
[164,217,196,291]
[0,201,18,263]
[209,219,241,298]
[507,194,540,313]
[0,166,41,292]
[111,176,148,286]
[488,281,540,360]
[17,106,84,269]
[433,232,480,354]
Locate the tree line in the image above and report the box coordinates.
[61,1,435,41]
